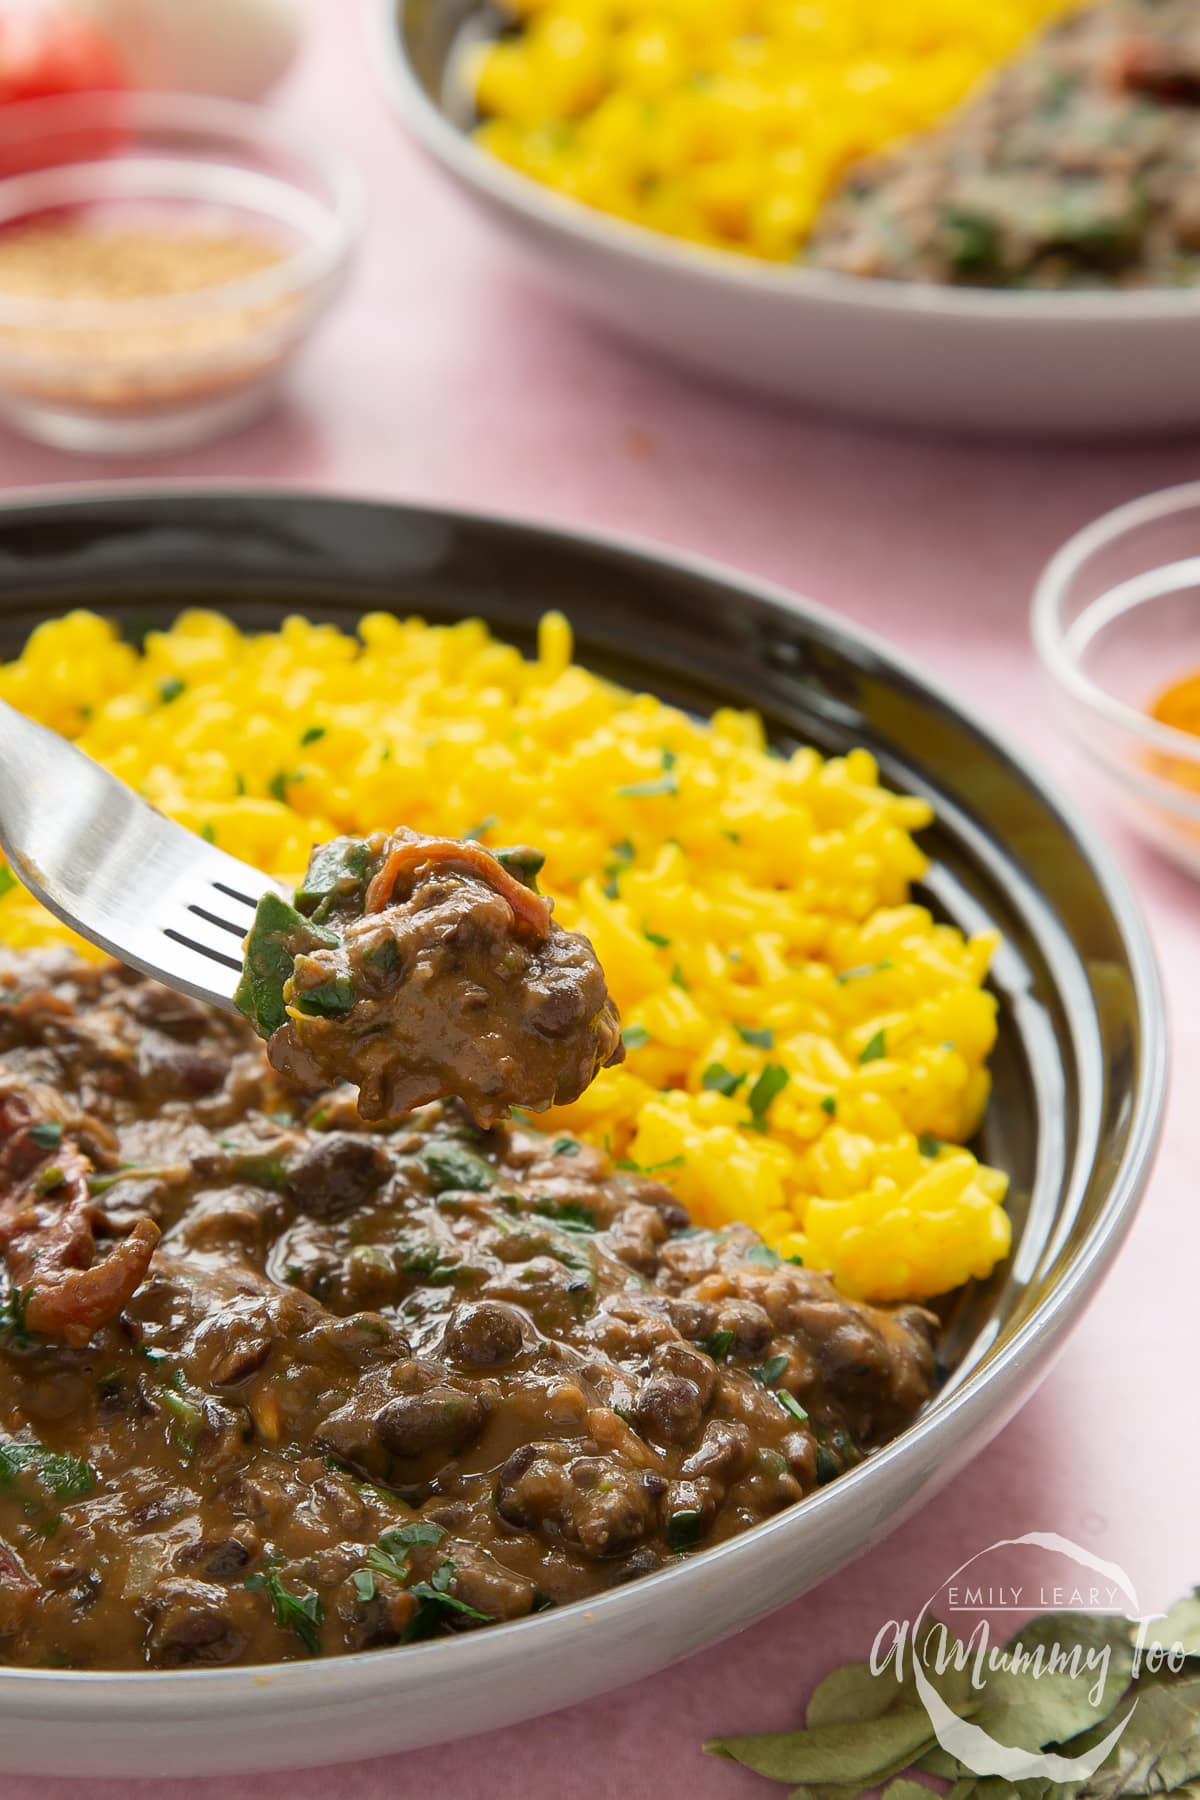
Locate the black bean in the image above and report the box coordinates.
[716,1299,773,1357]
[376,1386,488,1460]
[286,1133,391,1215]
[634,1375,704,1447]
[442,1301,525,1368]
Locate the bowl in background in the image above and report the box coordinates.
[0,91,361,453]
[373,0,1200,437]
[1034,482,1200,879]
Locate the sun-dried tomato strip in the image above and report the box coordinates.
[364,835,552,936]
[0,1118,159,1349]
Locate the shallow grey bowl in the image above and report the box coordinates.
[0,487,1166,1776]
[371,0,1200,436]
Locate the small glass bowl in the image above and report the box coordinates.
[0,90,362,453]
[1033,481,1200,878]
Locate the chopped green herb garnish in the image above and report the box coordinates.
[617,772,679,799]
[746,1064,788,1131]
[465,814,499,841]
[200,823,217,844]
[0,1441,97,1501]
[918,1134,943,1157]
[293,976,355,1020]
[736,1025,774,1049]
[622,1024,651,1051]
[351,1569,376,1603]
[402,1564,491,1637]
[364,1545,408,1583]
[814,1444,841,1485]
[0,1286,32,1347]
[384,1520,446,1553]
[752,1353,789,1387]
[300,725,327,747]
[418,1143,495,1194]
[745,1243,781,1269]
[161,1388,203,1455]
[530,1196,598,1232]
[704,1327,734,1361]
[233,892,339,1038]
[670,962,689,990]
[644,929,672,948]
[158,677,185,705]
[666,1509,705,1552]
[552,1137,581,1157]
[819,1096,837,1117]
[295,837,373,918]
[835,961,893,985]
[777,1391,809,1424]
[29,1122,63,1149]
[0,865,16,899]
[702,1062,746,1097]
[34,1165,65,1193]
[218,1145,289,1191]
[858,1030,887,1065]
[268,769,301,804]
[494,845,545,891]
[245,1569,323,1654]
[615,1155,685,1175]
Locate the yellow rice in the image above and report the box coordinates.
[0,607,1011,1302]
[472,0,1083,262]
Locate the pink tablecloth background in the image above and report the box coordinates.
[5,6,1199,1795]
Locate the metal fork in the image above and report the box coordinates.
[0,698,290,1012]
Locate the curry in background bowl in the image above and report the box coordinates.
[472,0,1200,290]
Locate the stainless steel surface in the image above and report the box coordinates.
[0,698,287,1006]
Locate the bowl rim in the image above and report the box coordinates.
[0,479,1168,1722]
[370,0,1200,327]
[0,90,364,330]
[1033,479,1200,765]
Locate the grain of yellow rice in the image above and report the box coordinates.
[0,607,1010,1302]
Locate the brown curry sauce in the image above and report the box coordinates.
[0,952,936,1670]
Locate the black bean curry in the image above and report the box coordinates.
[808,0,1200,289]
[235,830,624,1128]
[0,933,936,1669]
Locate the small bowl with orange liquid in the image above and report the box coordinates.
[1034,482,1200,878]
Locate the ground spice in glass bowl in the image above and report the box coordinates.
[1033,480,1200,878]
[0,91,361,452]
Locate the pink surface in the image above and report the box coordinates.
[3,6,1197,1796]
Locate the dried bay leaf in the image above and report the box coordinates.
[807,1617,972,1729]
[705,1708,937,1785]
[967,1610,1136,1753]
[805,1660,903,1729]
[1074,1678,1200,1797]
[781,1785,859,1800]
[916,1746,966,1778]
[1140,1589,1200,1661]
